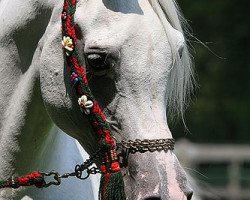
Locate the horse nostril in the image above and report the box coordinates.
[187,191,193,200]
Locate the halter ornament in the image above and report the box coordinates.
[61,0,121,177]
[0,1,175,199]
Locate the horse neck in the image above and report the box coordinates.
[0,72,52,175]
[0,37,55,199]
[0,0,54,178]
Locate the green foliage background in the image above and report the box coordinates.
[173,0,249,143]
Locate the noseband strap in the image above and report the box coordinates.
[116,138,175,167]
[117,138,175,153]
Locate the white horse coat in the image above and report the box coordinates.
[0,0,196,199]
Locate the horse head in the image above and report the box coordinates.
[39,0,194,199]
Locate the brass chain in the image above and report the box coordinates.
[117,138,175,153]
[116,138,175,167]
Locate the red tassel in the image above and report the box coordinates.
[103,173,111,200]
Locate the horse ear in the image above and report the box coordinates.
[149,0,195,121]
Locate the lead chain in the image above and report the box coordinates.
[30,139,175,187]
[42,149,101,187]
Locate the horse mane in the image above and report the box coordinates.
[149,0,195,121]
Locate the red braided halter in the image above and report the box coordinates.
[62,0,121,175]
[61,0,125,199]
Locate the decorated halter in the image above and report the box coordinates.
[61,0,126,199]
[0,1,175,199]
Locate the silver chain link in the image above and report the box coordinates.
[41,149,101,187]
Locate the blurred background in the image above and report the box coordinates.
[173,0,250,199]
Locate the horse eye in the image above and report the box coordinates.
[86,53,110,72]
[178,45,184,58]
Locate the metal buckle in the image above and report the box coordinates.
[41,171,61,187]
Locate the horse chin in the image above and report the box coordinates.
[122,151,193,200]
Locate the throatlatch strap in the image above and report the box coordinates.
[61,1,126,199]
